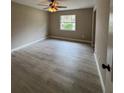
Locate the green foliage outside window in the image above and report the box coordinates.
[60,15,76,31]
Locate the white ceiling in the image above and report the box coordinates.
[12,0,96,11]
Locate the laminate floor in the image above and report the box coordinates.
[11,39,102,93]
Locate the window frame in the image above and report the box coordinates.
[60,15,76,31]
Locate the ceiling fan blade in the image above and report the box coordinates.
[48,0,54,2]
[57,6,67,8]
[37,3,49,6]
[43,7,49,9]
[48,0,66,2]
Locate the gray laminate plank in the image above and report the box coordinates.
[12,39,102,93]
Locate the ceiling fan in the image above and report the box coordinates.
[38,0,67,12]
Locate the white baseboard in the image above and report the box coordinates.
[94,53,105,93]
[49,36,91,44]
[11,38,46,52]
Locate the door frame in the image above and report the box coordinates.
[91,8,96,51]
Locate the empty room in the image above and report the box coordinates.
[11,0,113,93]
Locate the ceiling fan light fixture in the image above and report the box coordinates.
[48,7,57,12]
[38,0,67,12]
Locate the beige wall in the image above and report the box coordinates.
[95,0,110,87]
[11,2,48,49]
[48,8,93,42]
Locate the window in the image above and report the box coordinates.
[60,15,76,31]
